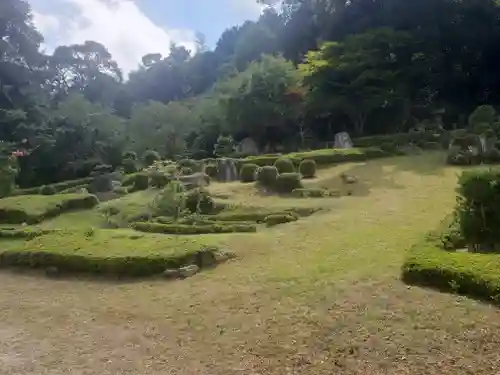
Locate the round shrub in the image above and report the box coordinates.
[143,150,161,166]
[299,159,316,179]
[423,142,442,150]
[256,166,279,187]
[379,142,398,153]
[180,167,193,176]
[178,159,200,172]
[123,159,137,174]
[133,173,149,191]
[122,151,137,161]
[204,164,218,178]
[39,185,56,195]
[185,189,215,214]
[264,214,297,227]
[274,157,295,174]
[484,148,500,163]
[239,163,259,183]
[275,173,302,194]
[150,171,170,188]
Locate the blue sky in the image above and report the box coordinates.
[29,0,263,74]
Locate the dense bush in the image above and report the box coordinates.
[122,151,137,161]
[214,135,235,157]
[422,142,442,150]
[455,170,500,250]
[123,158,138,174]
[185,189,215,214]
[264,214,298,227]
[299,159,316,178]
[14,177,94,196]
[178,158,200,172]
[291,188,341,198]
[239,163,259,183]
[132,173,149,191]
[469,105,497,129]
[39,185,56,195]
[274,157,295,174]
[204,164,218,178]
[256,166,279,187]
[150,171,170,188]
[132,222,257,235]
[180,167,193,176]
[143,150,161,166]
[483,148,500,164]
[274,173,302,194]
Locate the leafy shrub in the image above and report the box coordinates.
[113,186,129,195]
[39,185,56,195]
[239,163,259,183]
[150,171,170,188]
[131,222,256,235]
[180,167,193,176]
[274,173,302,194]
[455,169,500,250]
[483,148,500,163]
[469,105,497,129]
[151,181,186,220]
[422,142,442,150]
[204,164,218,178]
[379,142,398,153]
[274,157,295,174]
[292,188,327,198]
[132,173,149,191]
[264,214,297,227]
[122,151,137,161]
[299,159,316,178]
[185,189,215,214]
[123,158,138,174]
[214,135,235,157]
[143,150,161,166]
[256,166,278,187]
[178,158,201,172]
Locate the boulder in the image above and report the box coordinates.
[179,264,200,278]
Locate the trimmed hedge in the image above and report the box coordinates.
[265,214,298,227]
[132,222,257,235]
[274,157,295,174]
[0,194,99,224]
[132,173,149,191]
[204,164,218,178]
[0,229,225,277]
[205,206,321,223]
[299,159,316,178]
[39,185,56,195]
[14,177,94,196]
[292,188,341,198]
[274,173,302,194]
[239,163,259,183]
[178,159,201,172]
[143,150,161,166]
[256,166,279,187]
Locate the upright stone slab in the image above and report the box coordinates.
[236,137,259,156]
[216,158,238,182]
[334,132,353,149]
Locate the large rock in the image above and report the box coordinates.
[334,132,353,149]
[216,158,238,182]
[235,137,259,155]
[179,265,200,278]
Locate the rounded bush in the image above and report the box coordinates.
[133,173,149,191]
[423,142,442,150]
[185,189,215,214]
[122,151,137,161]
[239,163,259,183]
[204,164,218,178]
[150,172,170,188]
[379,142,398,153]
[264,214,297,227]
[256,166,279,187]
[299,159,316,179]
[123,159,138,174]
[39,185,56,195]
[275,173,302,194]
[143,150,161,166]
[484,148,500,163]
[274,157,295,174]
[178,159,200,172]
[180,167,193,176]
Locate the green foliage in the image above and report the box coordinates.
[264,214,298,227]
[123,151,137,161]
[299,159,316,178]
[150,171,170,188]
[483,148,500,164]
[185,189,215,215]
[180,167,193,176]
[132,173,149,191]
[123,159,138,174]
[291,188,340,198]
[468,105,497,129]
[214,135,235,157]
[150,181,186,220]
[0,230,222,277]
[14,177,94,196]
[143,150,161,166]
[0,194,99,224]
[455,170,500,249]
[39,185,56,195]
[178,159,200,172]
[274,157,295,174]
[204,164,218,178]
[256,166,279,187]
[239,163,259,183]
[208,206,320,223]
[131,222,257,235]
[274,173,302,194]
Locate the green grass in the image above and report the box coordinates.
[0,229,226,277]
[13,177,94,196]
[98,189,159,223]
[0,193,99,224]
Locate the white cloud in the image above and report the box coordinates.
[30,0,196,76]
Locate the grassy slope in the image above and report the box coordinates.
[2,152,500,374]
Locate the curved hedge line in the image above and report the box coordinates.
[132,222,257,235]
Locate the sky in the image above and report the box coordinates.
[28,0,264,75]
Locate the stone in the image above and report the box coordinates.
[163,269,180,279]
[334,132,353,149]
[214,250,237,264]
[216,158,238,182]
[178,264,200,278]
[236,137,259,156]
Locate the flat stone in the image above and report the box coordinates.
[163,269,180,279]
[179,264,200,278]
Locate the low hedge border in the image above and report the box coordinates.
[402,226,500,304]
[291,188,341,198]
[0,228,58,240]
[13,177,94,196]
[132,222,257,235]
[203,207,321,223]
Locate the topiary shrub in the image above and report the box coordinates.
[185,189,215,214]
[150,171,170,188]
[256,166,279,188]
[178,159,200,172]
[122,151,137,161]
[299,159,316,179]
[469,105,497,130]
[180,167,193,176]
[483,148,500,164]
[214,135,235,157]
[274,157,295,174]
[264,214,297,227]
[423,142,442,150]
[239,163,259,183]
[39,185,56,195]
[143,150,161,166]
[379,142,398,153]
[204,164,218,178]
[132,173,149,191]
[123,159,138,174]
[274,173,302,194]
[292,188,326,198]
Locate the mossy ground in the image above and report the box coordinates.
[3,152,500,374]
